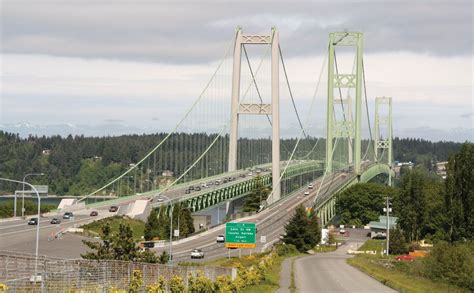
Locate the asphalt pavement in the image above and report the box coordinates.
[153,172,348,263]
[294,229,397,293]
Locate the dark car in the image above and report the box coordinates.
[195,186,201,191]
[143,241,155,248]
[28,218,38,225]
[185,189,191,194]
[50,218,61,224]
[109,206,119,212]
[90,211,98,216]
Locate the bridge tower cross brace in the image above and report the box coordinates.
[374,96,393,185]
[228,27,281,203]
[326,32,364,174]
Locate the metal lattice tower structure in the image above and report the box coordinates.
[326,32,363,174]
[228,27,281,203]
[374,96,393,185]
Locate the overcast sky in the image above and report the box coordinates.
[0,0,472,142]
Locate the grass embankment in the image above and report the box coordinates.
[347,240,469,293]
[81,216,145,242]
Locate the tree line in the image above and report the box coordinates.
[336,142,473,244]
[0,130,465,196]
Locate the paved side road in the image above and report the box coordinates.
[294,231,397,293]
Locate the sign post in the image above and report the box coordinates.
[225,222,256,249]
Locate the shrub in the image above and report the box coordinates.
[146,276,166,293]
[0,284,7,293]
[214,275,234,293]
[275,243,298,256]
[169,275,185,292]
[422,241,474,290]
[129,270,143,293]
[188,271,215,293]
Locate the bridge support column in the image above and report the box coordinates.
[374,97,393,186]
[325,32,363,174]
[227,27,281,204]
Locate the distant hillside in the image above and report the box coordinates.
[0,131,466,195]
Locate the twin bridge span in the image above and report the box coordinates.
[64,28,394,226]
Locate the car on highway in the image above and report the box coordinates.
[63,212,74,219]
[50,218,61,224]
[195,186,201,191]
[109,206,119,212]
[156,197,165,202]
[216,234,225,243]
[27,218,38,225]
[304,191,310,196]
[90,211,98,216]
[308,184,314,189]
[339,228,346,234]
[190,249,205,259]
[185,189,191,194]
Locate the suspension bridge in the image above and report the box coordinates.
[58,28,395,227]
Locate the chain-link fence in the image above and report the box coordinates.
[0,251,235,292]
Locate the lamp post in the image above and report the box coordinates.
[383,196,392,256]
[1,178,41,278]
[157,194,173,263]
[21,173,44,218]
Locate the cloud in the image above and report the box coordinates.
[1,1,472,63]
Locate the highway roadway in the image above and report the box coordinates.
[0,167,347,261]
[152,171,350,263]
[294,228,396,292]
[0,208,118,258]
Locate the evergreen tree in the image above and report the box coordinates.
[389,227,409,254]
[397,168,428,242]
[112,223,139,261]
[283,205,320,252]
[242,175,269,212]
[144,208,160,241]
[81,222,114,260]
[444,143,474,242]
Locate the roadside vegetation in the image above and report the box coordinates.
[144,203,194,241]
[341,144,474,292]
[82,215,145,241]
[81,221,159,263]
[282,205,321,252]
[348,240,473,292]
[0,200,55,218]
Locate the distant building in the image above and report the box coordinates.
[435,161,448,179]
[162,170,174,177]
[393,161,414,176]
[92,156,102,161]
[368,215,398,239]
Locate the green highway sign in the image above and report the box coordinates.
[225,222,256,249]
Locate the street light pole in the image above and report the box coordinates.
[1,178,41,278]
[21,173,45,218]
[384,196,391,256]
[158,194,173,263]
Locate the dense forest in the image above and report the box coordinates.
[0,130,466,195]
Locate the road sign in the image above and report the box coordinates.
[174,229,179,237]
[225,222,256,249]
[260,236,266,243]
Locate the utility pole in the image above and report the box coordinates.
[384,196,392,256]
